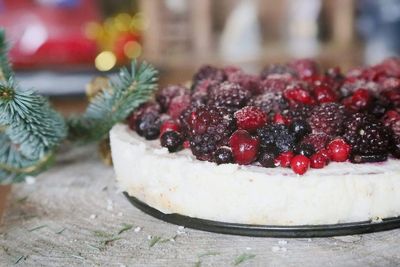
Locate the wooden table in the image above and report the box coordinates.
[1,144,400,266]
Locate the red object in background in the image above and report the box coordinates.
[0,0,100,69]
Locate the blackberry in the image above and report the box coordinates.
[301,133,331,151]
[136,112,162,140]
[295,143,315,157]
[183,106,236,160]
[257,124,295,153]
[160,131,183,152]
[156,85,188,112]
[391,135,400,158]
[193,65,225,83]
[284,104,312,121]
[248,92,288,115]
[343,113,391,161]
[214,146,234,164]
[289,119,312,141]
[208,81,251,111]
[307,103,346,136]
[228,72,261,95]
[258,79,288,93]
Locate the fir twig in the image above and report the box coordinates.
[68,60,158,143]
[0,29,13,82]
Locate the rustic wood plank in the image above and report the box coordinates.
[0,185,11,223]
[1,144,400,266]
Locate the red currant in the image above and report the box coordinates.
[274,151,294,168]
[327,139,351,162]
[290,155,310,175]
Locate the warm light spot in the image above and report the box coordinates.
[131,13,149,31]
[85,22,102,39]
[95,51,117,71]
[114,13,132,32]
[123,41,142,59]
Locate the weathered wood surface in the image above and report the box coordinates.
[1,145,400,267]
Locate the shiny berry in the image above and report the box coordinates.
[273,113,289,124]
[283,86,315,106]
[310,151,329,168]
[160,120,181,135]
[160,131,183,152]
[259,151,277,168]
[234,106,267,132]
[289,119,312,141]
[290,155,310,175]
[229,130,260,165]
[313,84,337,103]
[274,151,294,168]
[327,138,351,162]
[214,147,234,165]
[136,112,161,140]
[343,88,372,112]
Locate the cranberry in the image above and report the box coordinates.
[234,106,267,132]
[327,138,351,162]
[283,86,315,106]
[274,151,294,168]
[310,152,329,169]
[160,120,181,136]
[313,84,337,103]
[229,130,260,165]
[290,155,310,175]
[343,88,372,112]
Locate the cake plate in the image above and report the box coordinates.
[124,193,400,238]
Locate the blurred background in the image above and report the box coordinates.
[1,0,400,113]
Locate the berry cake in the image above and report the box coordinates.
[110,58,400,226]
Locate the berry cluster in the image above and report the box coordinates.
[128,58,400,175]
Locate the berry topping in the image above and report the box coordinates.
[290,155,310,175]
[248,92,288,115]
[193,65,225,83]
[234,106,267,132]
[257,124,295,153]
[214,146,234,165]
[284,104,312,121]
[300,133,331,151]
[310,151,330,169]
[313,84,338,103]
[274,151,294,168]
[289,59,319,79]
[208,81,252,111]
[272,113,289,125]
[343,113,391,161]
[295,143,315,157]
[283,85,315,106]
[160,131,183,152]
[156,85,188,112]
[168,94,191,119]
[307,103,346,136]
[327,138,351,162]
[136,112,162,140]
[160,120,181,136]
[289,119,312,141]
[342,88,372,112]
[229,129,260,165]
[259,151,278,168]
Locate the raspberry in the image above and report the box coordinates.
[160,131,183,152]
[248,92,288,115]
[342,88,372,112]
[136,112,162,140]
[227,71,261,95]
[168,94,191,119]
[234,106,267,132]
[301,133,331,151]
[156,85,188,112]
[310,151,330,169]
[257,124,295,153]
[193,65,225,83]
[289,59,319,79]
[274,151,294,168]
[183,106,236,160]
[229,129,260,165]
[290,155,310,175]
[313,84,338,103]
[214,146,234,165]
[288,119,312,141]
[283,85,315,106]
[382,110,400,135]
[160,120,181,135]
[258,79,288,93]
[343,113,391,161]
[294,143,315,157]
[208,81,251,111]
[307,103,346,136]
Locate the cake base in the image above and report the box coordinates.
[124,192,400,237]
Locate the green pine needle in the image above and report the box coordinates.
[0,29,13,82]
[67,60,158,143]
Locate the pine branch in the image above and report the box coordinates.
[68,60,158,142]
[0,29,13,82]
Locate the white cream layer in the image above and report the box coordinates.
[110,124,400,225]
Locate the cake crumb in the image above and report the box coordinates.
[177,226,186,235]
[89,214,97,219]
[107,199,113,211]
[246,247,252,250]
[271,246,287,252]
[134,227,142,233]
[278,240,287,245]
[25,176,36,185]
[117,212,123,217]
[147,235,152,240]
